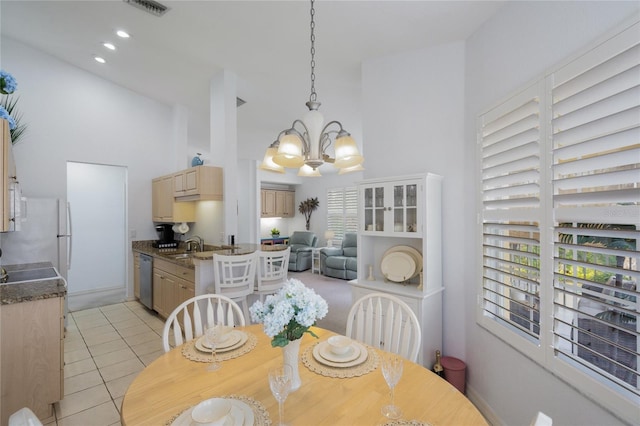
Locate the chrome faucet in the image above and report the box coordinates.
[184,235,204,252]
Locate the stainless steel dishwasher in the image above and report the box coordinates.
[139,253,153,309]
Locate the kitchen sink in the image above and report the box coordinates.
[165,253,193,259]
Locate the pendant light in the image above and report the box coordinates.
[260,0,363,175]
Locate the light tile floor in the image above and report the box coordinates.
[43,301,165,426]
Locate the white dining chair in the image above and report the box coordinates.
[346,292,422,362]
[255,247,291,302]
[162,294,245,353]
[212,251,258,323]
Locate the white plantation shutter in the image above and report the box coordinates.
[479,82,543,344]
[477,18,639,421]
[327,187,358,243]
[551,23,639,401]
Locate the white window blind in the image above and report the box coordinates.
[551,26,639,399]
[327,186,358,243]
[479,83,543,343]
[477,19,639,421]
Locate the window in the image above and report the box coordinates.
[477,19,639,422]
[327,186,358,245]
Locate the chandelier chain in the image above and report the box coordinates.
[309,0,317,102]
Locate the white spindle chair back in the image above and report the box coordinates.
[346,292,421,362]
[162,294,245,353]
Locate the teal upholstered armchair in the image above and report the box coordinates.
[320,233,357,280]
[287,231,318,271]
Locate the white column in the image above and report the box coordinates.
[172,104,189,170]
[210,70,238,243]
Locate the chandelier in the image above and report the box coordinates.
[260,0,364,176]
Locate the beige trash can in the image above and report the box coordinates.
[441,356,466,394]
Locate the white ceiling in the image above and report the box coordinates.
[0,0,504,163]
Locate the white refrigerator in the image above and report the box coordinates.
[0,197,71,280]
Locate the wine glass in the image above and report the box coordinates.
[204,324,224,371]
[381,354,404,419]
[268,365,292,426]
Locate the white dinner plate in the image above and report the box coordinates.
[198,330,242,350]
[317,341,361,363]
[171,399,254,426]
[195,331,248,353]
[313,342,368,368]
[381,251,416,282]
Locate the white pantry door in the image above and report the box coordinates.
[66,162,127,307]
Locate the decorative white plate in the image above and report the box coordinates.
[171,399,254,426]
[381,245,423,282]
[317,341,361,363]
[381,251,416,282]
[195,331,248,353]
[313,342,368,368]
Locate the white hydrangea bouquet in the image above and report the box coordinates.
[250,278,328,347]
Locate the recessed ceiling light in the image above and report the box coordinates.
[116,30,130,38]
[103,42,116,51]
[94,56,106,64]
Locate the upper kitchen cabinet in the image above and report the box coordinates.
[0,119,18,232]
[276,190,295,218]
[261,189,295,218]
[152,175,195,223]
[173,166,223,201]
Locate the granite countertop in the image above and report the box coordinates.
[0,262,67,305]
[132,240,262,268]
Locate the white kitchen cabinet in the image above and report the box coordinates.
[360,178,421,236]
[351,173,443,367]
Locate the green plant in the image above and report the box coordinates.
[298,197,319,231]
[271,227,280,235]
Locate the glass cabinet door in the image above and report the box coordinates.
[392,183,418,234]
[362,180,420,235]
[362,185,386,232]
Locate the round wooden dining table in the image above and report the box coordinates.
[121,324,488,425]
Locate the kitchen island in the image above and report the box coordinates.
[132,241,274,319]
[0,261,67,425]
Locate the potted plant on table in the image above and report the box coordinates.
[271,228,280,237]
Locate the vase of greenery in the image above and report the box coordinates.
[271,228,280,237]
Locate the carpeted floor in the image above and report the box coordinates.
[284,270,353,336]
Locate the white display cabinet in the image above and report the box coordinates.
[350,173,443,367]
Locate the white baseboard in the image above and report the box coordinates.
[68,286,127,311]
[466,383,503,426]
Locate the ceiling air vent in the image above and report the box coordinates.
[123,0,169,17]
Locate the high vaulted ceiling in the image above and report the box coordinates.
[1,0,504,164]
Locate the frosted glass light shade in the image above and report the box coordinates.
[338,164,365,175]
[259,147,285,173]
[297,164,321,177]
[273,133,304,167]
[333,135,363,168]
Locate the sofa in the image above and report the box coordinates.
[320,232,357,280]
[287,231,318,272]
